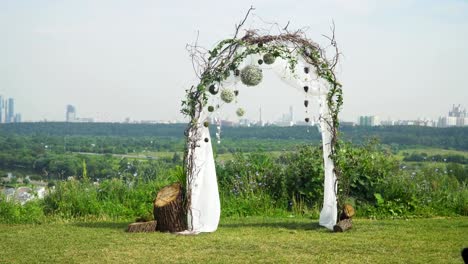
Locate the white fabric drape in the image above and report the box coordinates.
[317,95,338,230]
[187,117,221,233]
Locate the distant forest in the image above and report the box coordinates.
[0,122,467,151]
[0,122,467,180]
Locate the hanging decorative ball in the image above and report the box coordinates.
[263,53,276,65]
[203,121,209,127]
[234,90,239,96]
[304,100,309,107]
[303,86,309,93]
[220,89,235,103]
[305,118,310,123]
[204,138,209,143]
[208,106,215,112]
[304,67,310,74]
[234,69,240,76]
[240,65,263,86]
[236,108,245,117]
[209,84,219,95]
[258,59,264,65]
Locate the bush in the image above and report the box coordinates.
[279,145,324,206]
[217,143,468,218]
[2,141,467,223]
[0,195,44,224]
[43,177,173,220]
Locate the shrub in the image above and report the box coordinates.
[0,195,44,224]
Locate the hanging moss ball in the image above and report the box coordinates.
[304,67,310,74]
[263,53,276,65]
[203,121,209,127]
[208,106,215,112]
[258,59,264,65]
[236,108,245,117]
[209,84,219,95]
[305,117,310,123]
[304,100,309,107]
[258,42,263,48]
[234,90,239,96]
[240,65,263,86]
[234,69,240,77]
[204,138,209,143]
[303,86,309,93]
[220,89,235,103]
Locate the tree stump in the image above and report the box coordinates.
[127,221,157,233]
[333,218,352,232]
[334,204,355,232]
[153,183,187,232]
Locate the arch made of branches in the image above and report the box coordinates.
[181,8,344,231]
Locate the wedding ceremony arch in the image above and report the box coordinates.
[179,9,344,233]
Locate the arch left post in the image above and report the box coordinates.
[183,95,221,234]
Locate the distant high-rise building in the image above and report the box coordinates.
[65,105,94,123]
[14,113,21,123]
[289,106,294,123]
[380,118,394,126]
[438,104,467,127]
[0,95,3,123]
[359,115,380,126]
[448,104,466,118]
[66,105,76,122]
[6,98,14,123]
[259,107,264,127]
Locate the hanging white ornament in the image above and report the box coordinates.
[240,65,263,86]
[220,89,235,103]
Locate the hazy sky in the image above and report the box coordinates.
[1,0,467,122]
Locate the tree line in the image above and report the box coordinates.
[1,122,466,150]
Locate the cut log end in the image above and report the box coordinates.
[333,218,352,232]
[154,183,182,207]
[127,221,157,233]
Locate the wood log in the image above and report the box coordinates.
[153,183,187,233]
[127,221,157,233]
[333,218,352,232]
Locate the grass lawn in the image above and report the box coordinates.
[1,217,467,263]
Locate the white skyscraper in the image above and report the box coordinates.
[0,95,3,123]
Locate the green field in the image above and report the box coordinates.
[398,147,468,159]
[1,217,467,263]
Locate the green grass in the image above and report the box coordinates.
[1,217,466,263]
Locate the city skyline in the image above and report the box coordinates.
[11,102,465,128]
[1,0,467,122]
[0,95,21,124]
